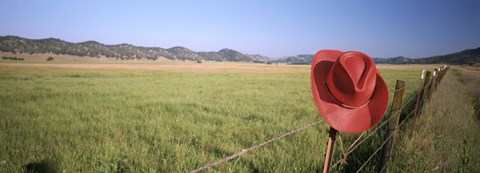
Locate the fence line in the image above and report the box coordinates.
[330,109,416,170]
[189,65,449,173]
[355,134,393,173]
[330,66,449,172]
[398,105,416,127]
[189,119,325,173]
[355,104,417,173]
[330,96,416,169]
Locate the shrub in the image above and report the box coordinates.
[2,56,23,60]
[47,57,55,61]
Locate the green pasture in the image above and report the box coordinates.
[0,64,425,172]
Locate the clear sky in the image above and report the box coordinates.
[1,0,479,58]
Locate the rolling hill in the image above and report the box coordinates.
[1,35,479,65]
[0,36,269,62]
[272,54,314,64]
[373,47,480,65]
[275,48,480,65]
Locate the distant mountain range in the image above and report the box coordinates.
[1,35,479,64]
[272,54,314,64]
[0,35,269,62]
[274,47,480,65]
[373,47,480,65]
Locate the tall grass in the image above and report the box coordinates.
[0,64,423,172]
[390,68,480,172]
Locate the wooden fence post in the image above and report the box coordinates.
[438,65,449,82]
[379,80,406,173]
[419,70,432,114]
[409,70,426,138]
[428,69,437,98]
[323,127,337,173]
[434,68,440,90]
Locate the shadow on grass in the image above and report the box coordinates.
[24,159,58,173]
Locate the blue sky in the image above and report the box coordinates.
[1,0,479,58]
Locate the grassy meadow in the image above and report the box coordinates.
[1,62,435,172]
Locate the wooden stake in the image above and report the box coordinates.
[379,80,405,173]
[410,70,431,138]
[429,69,437,97]
[420,71,432,113]
[323,127,337,173]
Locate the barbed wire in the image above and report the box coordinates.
[188,119,325,173]
[190,68,447,173]
[355,134,393,173]
[398,108,416,127]
[335,68,447,172]
[379,70,447,173]
[379,152,390,173]
[190,93,418,173]
[330,95,416,170]
[355,104,417,173]
[379,160,388,173]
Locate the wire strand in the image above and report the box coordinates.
[355,134,393,173]
[189,67,448,173]
[375,107,417,173]
[378,110,416,173]
[332,68,447,172]
[330,96,416,170]
[188,119,325,173]
[345,95,415,155]
[399,109,415,127]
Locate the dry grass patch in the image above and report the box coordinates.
[0,62,309,73]
[376,64,444,71]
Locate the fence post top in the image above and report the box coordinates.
[421,70,426,79]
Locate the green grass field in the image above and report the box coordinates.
[0,63,427,172]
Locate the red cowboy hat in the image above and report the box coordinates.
[311,50,389,134]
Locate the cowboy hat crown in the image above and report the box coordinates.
[326,51,377,108]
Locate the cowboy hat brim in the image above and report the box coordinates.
[311,50,388,134]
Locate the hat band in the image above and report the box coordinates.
[323,81,371,109]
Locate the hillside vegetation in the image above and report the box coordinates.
[3,35,479,65]
[374,48,480,65]
[0,36,269,62]
[274,48,480,65]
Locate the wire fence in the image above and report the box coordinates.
[189,119,325,173]
[330,66,449,173]
[188,66,449,173]
[329,98,416,170]
[354,102,417,173]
